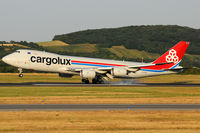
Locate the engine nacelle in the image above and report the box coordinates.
[111,68,127,77]
[58,73,73,78]
[80,69,96,79]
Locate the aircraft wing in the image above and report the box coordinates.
[58,62,175,80]
[97,62,175,72]
[60,62,175,73]
[127,62,174,68]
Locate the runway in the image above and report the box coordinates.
[0,82,200,87]
[0,104,200,111]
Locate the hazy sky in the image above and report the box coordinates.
[0,0,199,42]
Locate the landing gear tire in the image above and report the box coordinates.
[18,74,23,78]
[82,79,90,84]
[92,79,97,84]
[92,77,104,84]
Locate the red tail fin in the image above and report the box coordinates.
[141,41,190,71]
[153,41,190,64]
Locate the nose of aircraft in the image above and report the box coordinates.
[2,55,11,64]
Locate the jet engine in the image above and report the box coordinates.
[111,68,128,77]
[58,73,73,78]
[80,69,96,79]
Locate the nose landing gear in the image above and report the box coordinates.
[18,68,23,78]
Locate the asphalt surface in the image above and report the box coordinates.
[0,104,200,111]
[0,82,200,87]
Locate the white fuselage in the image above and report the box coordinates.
[2,49,176,79]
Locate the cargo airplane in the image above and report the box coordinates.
[2,41,190,84]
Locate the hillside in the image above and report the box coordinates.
[37,40,69,47]
[42,43,200,67]
[0,43,29,48]
[0,25,200,73]
[0,41,199,73]
[0,41,45,72]
[53,25,200,55]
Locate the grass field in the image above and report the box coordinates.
[0,73,200,104]
[0,73,200,133]
[0,73,81,83]
[142,74,200,83]
[0,111,200,133]
[0,73,200,83]
[0,86,200,104]
[109,45,159,59]
[37,41,69,47]
[45,43,97,53]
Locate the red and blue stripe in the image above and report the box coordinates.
[71,60,180,72]
[71,60,125,67]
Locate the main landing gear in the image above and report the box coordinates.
[82,78,90,84]
[18,68,23,78]
[82,76,104,84]
[92,77,104,84]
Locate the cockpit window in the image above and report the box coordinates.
[15,51,20,53]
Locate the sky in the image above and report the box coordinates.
[0,0,199,42]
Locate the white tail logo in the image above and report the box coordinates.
[166,49,179,63]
